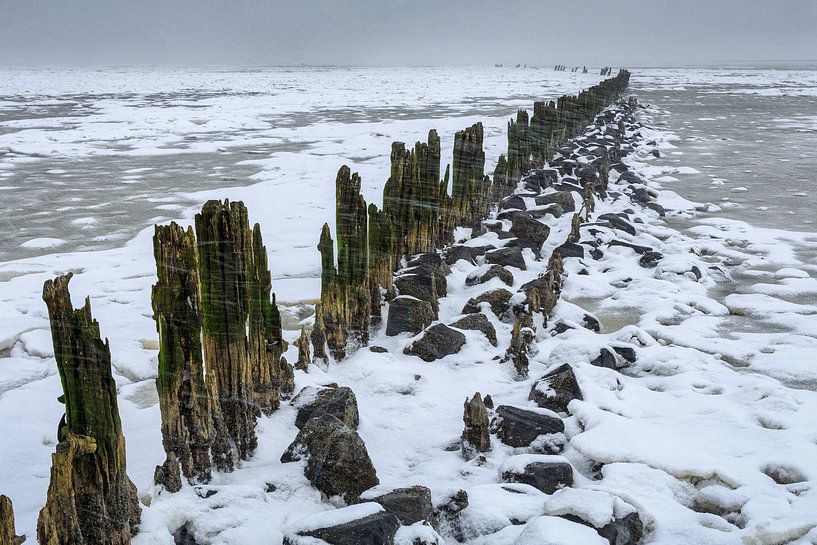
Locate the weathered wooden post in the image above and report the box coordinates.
[38,273,141,545]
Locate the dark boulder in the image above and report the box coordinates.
[496,208,531,222]
[608,240,651,255]
[590,348,618,369]
[528,204,564,219]
[466,264,513,287]
[281,415,379,502]
[386,296,434,336]
[535,191,576,212]
[293,385,359,430]
[612,345,637,363]
[461,288,513,317]
[529,364,583,413]
[645,202,666,217]
[366,486,435,526]
[510,214,550,252]
[639,251,663,268]
[404,324,466,362]
[445,245,492,266]
[449,313,498,347]
[284,506,400,545]
[598,213,636,236]
[395,271,438,313]
[502,459,573,494]
[499,194,527,211]
[599,511,644,545]
[492,405,564,448]
[554,243,584,259]
[485,247,526,270]
[406,254,449,298]
[582,314,601,332]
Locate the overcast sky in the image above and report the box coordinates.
[2,0,815,67]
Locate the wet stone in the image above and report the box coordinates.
[292,385,360,430]
[449,313,498,347]
[462,288,513,317]
[404,324,466,362]
[466,264,514,287]
[502,460,573,494]
[386,296,434,336]
[485,246,526,270]
[492,405,565,448]
[529,364,583,413]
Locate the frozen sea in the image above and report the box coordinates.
[1,65,817,544]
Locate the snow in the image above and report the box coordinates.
[0,67,816,545]
[513,516,608,545]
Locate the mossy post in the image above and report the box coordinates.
[318,167,371,360]
[247,223,288,414]
[38,273,140,545]
[1,495,25,545]
[195,199,258,461]
[367,203,394,321]
[461,392,491,459]
[382,130,449,260]
[151,223,229,490]
[451,122,488,225]
[507,110,531,187]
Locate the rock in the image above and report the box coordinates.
[645,202,666,217]
[612,345,637,363]
[394,271,438,313]
[590,348,618,369]
[465,264,513,287]
[365,486,435,526]
[582,314,601,332]
[535,191,576,212]
[492,406,564,447]
[369,346,388,353]
[501,459,573,494]
[404,324,466,362]
[631,186,649,203]
[496,209,531,222]
[284,504,400,545]
[406,254,449,298]
[434,490,469,542]
[485,246,526,270]
[444,245,492,265]
[281,415,379,502]
[553,243,584,259]
[529,364,583,413]
[386,296,434,336]
[510,214,550,252]
[499,194,527,211]
[599,511,644,545]
[292,385,360,430]
[543,489,644,545]
[598,213,636,236]
[449,313,498,346]
[461,288,513,317]
[461,393,491,458]
[608,240,652,254]
[638,251,663,268]
[528,204,564,219]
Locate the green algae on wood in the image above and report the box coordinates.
[39,273,140,545]
[151,222,230,490]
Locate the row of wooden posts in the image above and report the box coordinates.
[0,70,630,545]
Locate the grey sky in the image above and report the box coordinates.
[2,0,815,66]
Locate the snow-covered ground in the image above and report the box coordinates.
[1,67,816,544]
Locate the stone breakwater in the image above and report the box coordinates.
[0,72,648,545]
